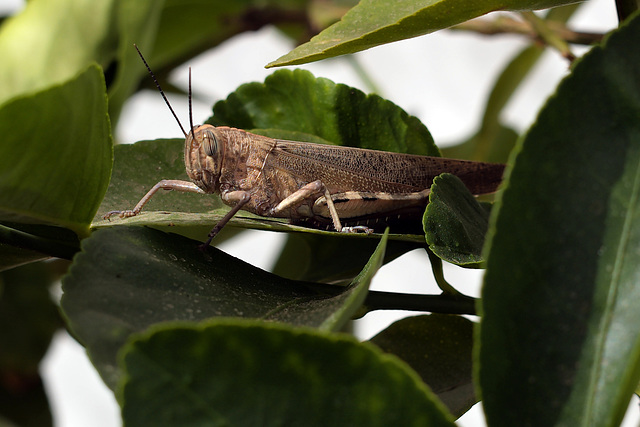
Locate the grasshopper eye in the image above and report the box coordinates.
[203,129,218,157]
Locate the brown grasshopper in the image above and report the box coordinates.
[105,47,505,247]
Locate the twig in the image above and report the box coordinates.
[364,290,477,315]
[451,15,604,47]
[0,224,78,260]
[520,11,576,62]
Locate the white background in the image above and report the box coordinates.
[2,0,636,425]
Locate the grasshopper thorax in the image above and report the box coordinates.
[185,124,224,194]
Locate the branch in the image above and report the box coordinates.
[520,11,576,62]
[0,224,78,260]
[451,15,604,47]
[364,290,477,315]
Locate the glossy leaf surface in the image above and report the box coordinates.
[119,320,455,427]
[0,65,112,237]
[61,226,387,389]
[268,0,581,67]
[479,13,640,427]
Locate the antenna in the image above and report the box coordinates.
[133,44,187,137]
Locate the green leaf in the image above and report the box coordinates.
[106,1,165,123]
[0,373,52,427]
[0,262,62,427]
[209,69,438,156]
[61,226,386,389]
[95,139,222,223]
[0,244,48,273]
[0,262,62,373]
[479,13,640,427]
[0,0,117,105]
[424,174,491,267]
[118,320,455,427]
[272,232,424,283]
[0,64,112,237]
[0,0,169,125]
[0,223,80,269]
[267,0,580,67]
[273,233,424,283]
[93,139,425,243]
[370,314,476,418]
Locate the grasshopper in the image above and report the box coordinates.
[105,47,505,247]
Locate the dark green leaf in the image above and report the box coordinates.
[0,246,47,273]
[96,208,425,244]
[424,174,491,267]
[119,320,455,427]
[61,226,386,389]
[479,13,640,427]
[0,64,112,237]
[267,0,581,67]
[0,374,52,427]
[272,232,424,283]
[0,223,80,267]
[0,262,62,373]
[209,69,438,156]
[0,262,58,425]
[370,314,476,418]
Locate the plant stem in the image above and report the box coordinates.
[364,290,477,315]
[345,56,383,95]
[426,249,462,296]
[520,11,576,62]
[0,224,78,260]
[615,0,639,23]
[452,15,603,47]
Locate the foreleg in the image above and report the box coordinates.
[103,180,205,219]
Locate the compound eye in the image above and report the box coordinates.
[203,129,218,157]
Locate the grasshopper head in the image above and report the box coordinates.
[185,124,224,193]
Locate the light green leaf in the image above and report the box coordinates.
[268,0,580,67]
[0,64,112,237]
[479,12,640,427]
[106,0,164,123]
[0,0,116,105]
[61,226,386,389]
[118,320,455,427]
